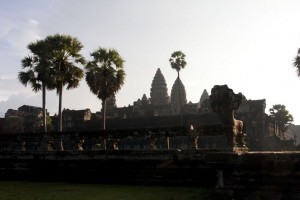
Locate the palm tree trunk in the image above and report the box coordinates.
[102,99,107,150]
[58,83,63,132]
[177,71,183,126]
[42,83,47,132]
[103,99,106,130]
[58,83,64,151]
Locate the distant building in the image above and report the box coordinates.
[52,108,92,131]
[3,105,44,133]
[0,118,4,134]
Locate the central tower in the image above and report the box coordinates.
[150,68,169,105]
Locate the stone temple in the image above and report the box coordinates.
[128,68,196,117]
[2,67,297,151]
[99,68,198,119]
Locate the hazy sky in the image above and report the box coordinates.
[0,0,300,124]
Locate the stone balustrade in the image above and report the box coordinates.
[0,126,229,152]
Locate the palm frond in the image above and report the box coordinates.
[293,48,300,77]
[21,56,34,69]
[18,71,31,86]
[43,34,85,93]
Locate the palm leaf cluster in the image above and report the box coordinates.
[18,56,40,92]
[294,48,300,77]
[18,40,52,92]
[45,34,85,92]
[85,48,125,102]
[169,51,186,72]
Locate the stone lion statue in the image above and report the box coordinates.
[210,85,247,151]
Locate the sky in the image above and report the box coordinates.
[0,0,300,124]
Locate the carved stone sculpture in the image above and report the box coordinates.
[210,85,247,152]
[112,140,119,150]
[76,139,85,151]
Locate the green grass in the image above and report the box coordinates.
[0,181,212,200]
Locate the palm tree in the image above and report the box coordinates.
[85,47,125,131]
[169,51,186,125]
[18,39,51,132]
[45,34,85,132]
[293,48,300,77]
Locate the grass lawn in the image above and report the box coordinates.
[0,181,212,200]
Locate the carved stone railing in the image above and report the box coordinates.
[0,127,178,152]
[0,125,230,152]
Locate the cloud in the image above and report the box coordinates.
[0,17,41,103]
[0,93,39,117]
[28,19,39,26]
[0,90,61,118]
[0,73,30,101]
[3,19,40,56]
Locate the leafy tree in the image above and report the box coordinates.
[85,47,125,130]
[37,115,52,132]
[293,48,300,76]
[18,39,51,132]
[45,34,85,132]
[169,51,186,125]
[269,104,294,137]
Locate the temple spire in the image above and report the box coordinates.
[198,89,209,108]
[150,68,169,105]
[171,77,187,114]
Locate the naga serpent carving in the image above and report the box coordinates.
[210,85,247,151]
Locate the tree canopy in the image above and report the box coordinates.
[45,34,85,92]
[169,51,187,73]
[293,48,300,77]
[85,47,125,102]
[269,104,294,132]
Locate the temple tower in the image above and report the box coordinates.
[198,89,209,108]
[141,94,150,106]
[150,68,169,105]
[171,77,187,114]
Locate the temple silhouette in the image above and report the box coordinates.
[1,68,298,150]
